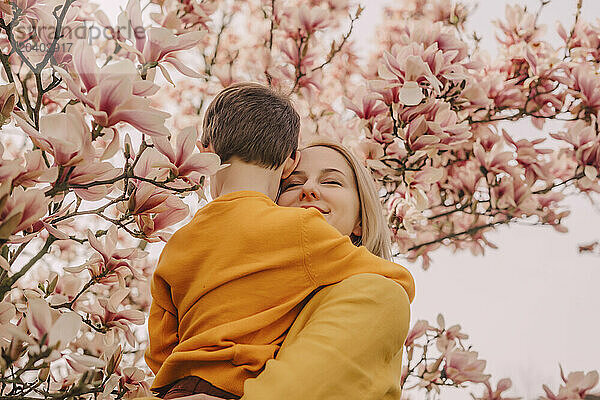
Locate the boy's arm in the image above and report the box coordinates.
[301,209,415,302]
[144,274,179,375]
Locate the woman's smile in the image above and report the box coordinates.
[300,205,329,214]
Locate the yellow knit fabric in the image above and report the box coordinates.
[145,191,415,396]
[241,273,411,400]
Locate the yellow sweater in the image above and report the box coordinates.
[144,191,415,396]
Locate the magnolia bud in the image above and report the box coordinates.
[38,366,50,381]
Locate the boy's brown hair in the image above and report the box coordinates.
[201,82,300,169]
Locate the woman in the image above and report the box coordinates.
[277,139,392,260]
[161,139,413,400]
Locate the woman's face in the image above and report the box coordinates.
[278,146,362,237]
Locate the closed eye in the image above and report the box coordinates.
[323,181,342,186]
[281,182,302,191]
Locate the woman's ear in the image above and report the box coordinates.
[281,150,301,179]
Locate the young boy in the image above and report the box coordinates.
[144,83,415,399]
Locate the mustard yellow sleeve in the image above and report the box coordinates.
[144,273,179,375]
[301,209,415,302]
[242,273,411,400]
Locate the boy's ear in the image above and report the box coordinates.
[281,150,301,179]
[352,221,362,237]
[198,141,215,153]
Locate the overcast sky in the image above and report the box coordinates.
[351,1,600,398]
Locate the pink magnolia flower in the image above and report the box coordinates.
[113,148,191,241]
[542,369,599,400]
[121,27,204,83]
[378,44,443,101]
[84,294,145,347]
[29,1,82,66]
[387,192,427,235]
[460,78,493,109]
[343,89,388,120]
[429,0,469,27]
[486,73,528,109]
[399,115,440,151]
[558,19,600,60]
[120,366,151,396]
[0,301,15,324]
[350,137,385,163]
[397,99,471,145]
[93,127,122,161]
[445,160,484,196]
[425,102,471,146]
[370,115,395,144]
[118,0,204,82]
[278,38,321,92]
[445,324,469,340]
[503,130,552,181]
[445,350,491,384]
[56,41,170,137]
[66,353,106,374]
[368,79,401,106]
[119,0,146,53]
[473,141,517,177]
[435,334,456,354]
[65,225,146,283]
[477,378,521,400]
[9,0,56,35]
[404,21,470,65]
[436,323,469,353]
[153,126,221,185]
[0,144,27,185]
[62,161,121,201]
[11,149,58,188]
[409,166,444,194]
[149,0,216,33]
[383,138,407,161]
[134,195,189,242]
[47,274,83,306]
[0,83,16,125]
[296,6,330,36]
[490,176,539,214]
[14,109,95,167]
[124,180,173,217]
[0,187,49,241]
[550,121,600,168]
[493,4,543,46]
[405,320,430,346]
[25,297,81,351]
[571,65,600,118]
[562,369,599,398]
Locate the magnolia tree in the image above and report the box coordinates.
[0,0,597,398]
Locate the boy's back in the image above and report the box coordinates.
[145,190,415,396]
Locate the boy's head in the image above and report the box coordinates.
[201,82,300,169]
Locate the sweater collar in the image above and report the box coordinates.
[212,190,275,203]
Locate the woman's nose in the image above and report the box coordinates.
[299,182,319,200]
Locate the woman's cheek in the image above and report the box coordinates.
[277,192,293,206]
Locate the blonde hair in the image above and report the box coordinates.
[301,139,393,260]
[201,83,300,169]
